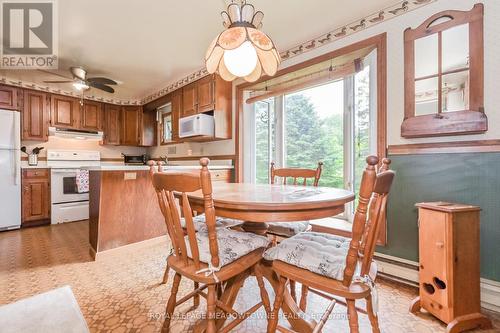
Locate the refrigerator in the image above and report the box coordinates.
[0,110,21,230]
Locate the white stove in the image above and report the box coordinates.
[47,150,101,224]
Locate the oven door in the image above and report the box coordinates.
[51,169,89,204]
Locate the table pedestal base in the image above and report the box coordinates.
[241,222,269,236]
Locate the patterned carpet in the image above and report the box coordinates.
[0,221,499,333]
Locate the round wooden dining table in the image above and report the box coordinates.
[186,182,355,332]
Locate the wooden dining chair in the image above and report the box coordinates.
[148,160,242,286]
[267,161,323,304]
[152,158,272,333]
[267,161,323,239]
[265,156,395,333]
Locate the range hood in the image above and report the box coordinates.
[49,127,104,141]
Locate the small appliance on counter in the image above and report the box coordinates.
[122,153,149,165]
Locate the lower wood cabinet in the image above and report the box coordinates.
[22,169,51,227]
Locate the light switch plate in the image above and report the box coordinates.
[124,172,137,180]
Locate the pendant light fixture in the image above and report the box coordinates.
[205,0,281,82]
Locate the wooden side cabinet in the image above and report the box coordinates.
[410,202,492,333]
[22,169,51,227]
[22,90,49,141]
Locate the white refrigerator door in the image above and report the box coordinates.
[0,110,20,150]
[0,149,21,230]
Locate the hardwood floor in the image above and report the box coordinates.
[0,221,499,332]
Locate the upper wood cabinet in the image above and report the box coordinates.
[22,90,49,141]
[176,74,232,140]
[402,4,486,138]
[50,94,80,129]
[182,82,198,117]
[170,90,181,142]
[81,100,103,131]
[121,106,142,146]
[197,75,215,113]
[141,109,156,147]
[103,104,121,145]
[0,85,19,110]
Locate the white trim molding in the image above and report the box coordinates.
[375,253,500,313]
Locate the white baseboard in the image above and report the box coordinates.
[374,252,500,313]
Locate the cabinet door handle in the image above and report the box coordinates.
[436,241,444,249]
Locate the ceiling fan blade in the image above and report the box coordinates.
[37,69,72,80]
[87,77,117,85]
[43,80,74,83]
[70,66,87,80]
[89,82,114,93]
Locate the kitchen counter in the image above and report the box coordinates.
[85,164,234,171]
[21,161,50,169]
[88,164,234,258]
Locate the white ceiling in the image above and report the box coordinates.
[0,0,400,101]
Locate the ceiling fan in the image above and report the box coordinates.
[42,66,118,93]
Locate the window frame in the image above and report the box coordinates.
[236,34,388,244]
[402,4,486,138]
[158,103,174,145]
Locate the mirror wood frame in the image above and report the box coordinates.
[401,3,486,138]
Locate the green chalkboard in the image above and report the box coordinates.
[377,153,500,282]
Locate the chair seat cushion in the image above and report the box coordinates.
[263,232,377,281]
[180,213,243,232]
[267,221,310,237]
[186,228,270,268]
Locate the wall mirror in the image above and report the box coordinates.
[402,4,486,138]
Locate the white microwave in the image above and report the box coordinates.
[179,114,215,138]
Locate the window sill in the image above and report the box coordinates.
[310,217,352,238]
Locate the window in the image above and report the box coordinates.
[402,4,486,138]
[158,103,173,144]
[248,50,377,221]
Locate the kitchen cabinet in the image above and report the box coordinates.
[50,94,80,129]
[170,90,181,141]
[140,109,156,146]
[0,85,19,110]
[22,90,49,141]
[22,168,50,227]
[182,82,198,117]
[103,104,121,145]
[120,106,142,146]
[178,74,232,140]
[197,75,215,113]
[81,100,103,131]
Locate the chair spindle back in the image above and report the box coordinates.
[342,157,395,286]
[270,162,323,186]
[152,158,220,271]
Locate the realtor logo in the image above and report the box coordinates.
[1,0,58,69]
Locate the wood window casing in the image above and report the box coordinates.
[402,4,486,138]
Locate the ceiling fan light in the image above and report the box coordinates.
[73,80,89,91]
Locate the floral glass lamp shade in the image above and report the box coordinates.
[205,0,281,82]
